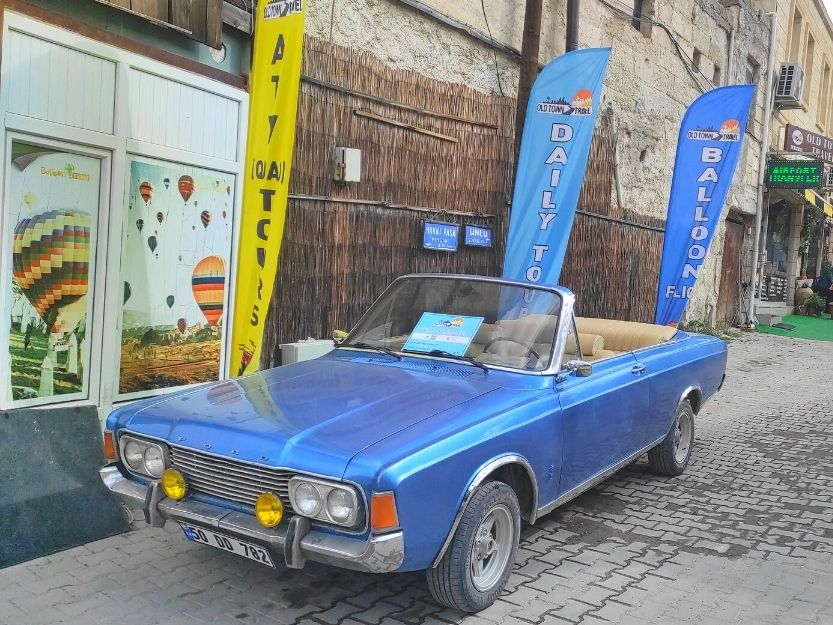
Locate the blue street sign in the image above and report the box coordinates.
[464,225,493,248]
[423,221,459,252]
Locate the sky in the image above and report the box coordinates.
[826,0,833,22]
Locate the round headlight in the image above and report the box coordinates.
[326,489,355,524]
[294,482,322,517]
[255,492,284,528]
[143,446,165,478]
[124,441,144,471]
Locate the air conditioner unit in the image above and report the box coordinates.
[774,63,805,109]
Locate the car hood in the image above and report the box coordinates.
[114,353,501,478]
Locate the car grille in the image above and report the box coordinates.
[169,446,295,512]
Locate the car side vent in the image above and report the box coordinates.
[348,356,477,377]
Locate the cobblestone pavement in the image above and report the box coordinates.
[3,333,833,625]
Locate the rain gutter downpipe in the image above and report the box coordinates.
[513,0,544,163]
[566,0,580,52]
[748,11,778,327]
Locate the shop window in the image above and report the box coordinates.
[3,140,103,405]
[819,63,831,130]
[117,157,236,399]
[631,0,653,37]
[788,8,803,63]
[803,34,815,104]
[0,12,247,411]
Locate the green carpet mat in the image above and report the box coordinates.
[758,314,833,341]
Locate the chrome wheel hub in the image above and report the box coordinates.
[470,504,513,592]
[673,411,693,464]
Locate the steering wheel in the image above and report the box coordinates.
[482,336,540,361]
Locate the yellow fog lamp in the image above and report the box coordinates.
[161,468,187,501]
[255,492,284,528]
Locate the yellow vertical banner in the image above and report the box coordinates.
[229,0,306,377]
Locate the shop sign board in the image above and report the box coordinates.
[765,159,824,189]
[423,221,459,252]
[784,124,833,165]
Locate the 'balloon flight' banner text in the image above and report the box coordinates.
[502,48,610,298]
[655,85,754,326]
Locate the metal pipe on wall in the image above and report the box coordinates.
[566,0,580,52]
[747,11,778,326]
[513,0,544,161]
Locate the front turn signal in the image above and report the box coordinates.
[103,431,116,462]
[371,492,399,532]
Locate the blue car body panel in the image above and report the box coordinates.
[107,288,728,574]
[107,354,503,479]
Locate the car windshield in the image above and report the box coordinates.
[343,276,562,372]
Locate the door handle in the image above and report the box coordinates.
[631,364,646,374]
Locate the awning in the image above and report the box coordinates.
[805,189,833,217]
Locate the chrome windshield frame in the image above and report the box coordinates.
[341,274,576,377]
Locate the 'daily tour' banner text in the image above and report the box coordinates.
[502,48,610,300]
[229,0,305,377]
[655,85,754,326]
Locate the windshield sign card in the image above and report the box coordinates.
[403,313,484,357]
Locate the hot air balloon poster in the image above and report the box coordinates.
[4,141,101,404]
[118,159,235,396]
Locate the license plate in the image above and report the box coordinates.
[180,523,275,567]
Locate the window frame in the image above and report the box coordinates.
[0,11,248,414]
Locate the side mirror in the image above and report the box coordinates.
[564,359,592,378]
[332,330,348,344]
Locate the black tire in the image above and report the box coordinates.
[648,399,695,476]
[426,480,521,612]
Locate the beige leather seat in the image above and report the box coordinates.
[575,317,677,356]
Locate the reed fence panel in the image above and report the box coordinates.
[262,38,665,365]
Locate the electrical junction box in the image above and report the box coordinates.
[334,147,361,182]
[281,339,334,365]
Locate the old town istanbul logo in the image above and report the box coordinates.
[436,317,464,328]
[537,89,593,116]
[791,128,804,146]
[687,119,741,142]
[263,0,302,19]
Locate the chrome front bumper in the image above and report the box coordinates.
[100,465,404,573]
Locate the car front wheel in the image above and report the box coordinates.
[648,399,695,476]
[426,480,520,612]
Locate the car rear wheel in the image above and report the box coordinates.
[426,480,520,612]
[648,399,695,476]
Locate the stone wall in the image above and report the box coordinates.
[304,0,772,324]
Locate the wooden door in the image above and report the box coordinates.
[717,220,745,325]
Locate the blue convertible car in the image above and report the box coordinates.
[101,274,726,612]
